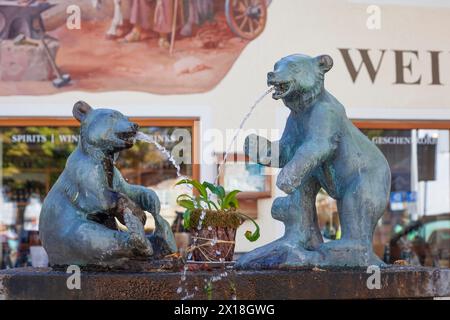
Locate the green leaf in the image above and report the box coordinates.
[229,198,239,209]
[203,182,226,199]
[176,194,196,210]
[183,210,191,229]
[202,181,217,195]
[216,186,226,199]
[177,200,196,210]
[245,228,260,242]
[176,179,207,198]
[236,212,260,242]
[176,194,194,202]
[221,190,241,209]
[175,179,189,186]
[203,182,225,209]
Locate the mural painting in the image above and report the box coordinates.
[0,0,269,96]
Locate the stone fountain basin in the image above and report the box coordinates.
[1,266,449,300]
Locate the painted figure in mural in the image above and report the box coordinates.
[153,0,176,48]
[105,0,181,47]
[180,0,215,36]
[123,0,156,42]
[39,101,177,266]
[121,0,215,47]
[102,0,155,42]
[236,54,391,268]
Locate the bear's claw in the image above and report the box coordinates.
[124,209,153,256]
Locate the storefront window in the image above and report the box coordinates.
[317,127,450,267]
[0,122,196,269]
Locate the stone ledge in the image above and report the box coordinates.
[0,266,449,300]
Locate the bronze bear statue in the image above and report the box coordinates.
[237,54,391,268]
[39,101,177,266]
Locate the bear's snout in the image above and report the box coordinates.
[122,122,139,136]
[131,122,139,133]
[114,121,140,150]
[267,71,279,87]
[267,71,288,86]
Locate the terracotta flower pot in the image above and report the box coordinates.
[188,209,242,262]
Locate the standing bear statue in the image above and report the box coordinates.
[39,101,177,267]
[236,54,391,269]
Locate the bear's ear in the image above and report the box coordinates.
[316,55,333,73]
[73,101,93,122]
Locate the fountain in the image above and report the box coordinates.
[237,53,392,268]
[1,55,449,300]
[132,89,272,300]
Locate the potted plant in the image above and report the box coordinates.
[176,179,260,262]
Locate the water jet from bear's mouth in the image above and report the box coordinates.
[134,131,182,178]
[117,131,136,140]
[271,81,292,100]
[117,131,137,147]
[215,87,274,184]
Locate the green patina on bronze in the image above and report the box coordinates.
[237,53,392,269]
[39,101,177,267]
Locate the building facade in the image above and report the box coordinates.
[0,0,449,268]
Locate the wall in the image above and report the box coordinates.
[0,0,449,252]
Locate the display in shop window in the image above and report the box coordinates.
[216,153,271,196]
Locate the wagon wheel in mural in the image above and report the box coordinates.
[225,0,268,40]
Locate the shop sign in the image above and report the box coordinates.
[371,136,438,145]
[339,49,444,86]
[11,134,80,144]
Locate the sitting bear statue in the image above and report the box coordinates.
[236,54,391,269]
[39,101,177,267]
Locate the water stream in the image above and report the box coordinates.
[135,131,183,178]
[134,87,273,299]
[215,87,273,184]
